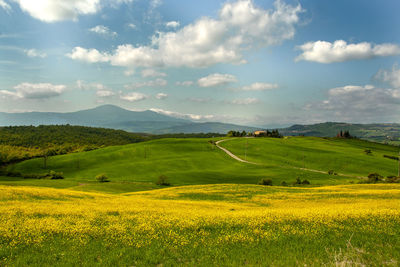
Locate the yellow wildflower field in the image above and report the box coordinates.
[1,184,399,265]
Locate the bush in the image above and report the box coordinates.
[280,181,288,186]
[293,177,310,186]
[301,179,310,185]
[258,178,272,186]
[328,170,334,175]
[156,175,170,186]
[383,155,399,160]
[48,170,64,179]
[367,173,383,183]
[385,176,400,183]
[364,149,372,155]
[95,174,110,183]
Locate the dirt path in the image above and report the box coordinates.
[215,138,364,179]
[215,139,259,165]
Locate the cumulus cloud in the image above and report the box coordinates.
[24,48,47,58]
[241,82,278,91]
[124,78,167,89]
[120,92,148,102]
[198,73,237,87]
[89,25,117,38]
[127,23,136,30]
[96,90,115,97]
[67,0,303,69]
[10,0,132,22]
[231,97,260,105]
[150,108,215,121]
[0,82,66,99]
[165,21,180,28]
[296,40,400,63]
[141,69,167,78]
[176,81,194,86]
[67,47,109,63]
[306,84,400,122]
[155,92,168,99]
[375,64,400,88]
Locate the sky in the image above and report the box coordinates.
[0,0,400,127]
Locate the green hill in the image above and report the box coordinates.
[280,122,400,145]
[4,137,398,193]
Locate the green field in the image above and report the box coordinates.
[3,137,398,192]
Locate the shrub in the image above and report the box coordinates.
[386,176,400,183]
[48,170,64,180]
[367,173,383,183]
[301,179,310,185]
[156,175,170,186]
[328,170,334,175]
[364,149,372,155]
[383,155,399,160]
[95,174,110,183]
[280,181,288,186]
[258,178,272,186]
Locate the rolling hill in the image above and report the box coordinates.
[280,122,400,145]
[4,137,398,193]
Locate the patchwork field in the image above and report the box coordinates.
[0,184,399,266]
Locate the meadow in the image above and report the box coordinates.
[0,184,399,266]
[1,136,399,266]
[3,137,399,193]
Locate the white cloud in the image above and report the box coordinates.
[231,97,260,105]
[120,92,148,102]
[89,25,117,38]
[141,69,167,78]
[241,82,278,91]
[11,0,132,22]
[329,85,374,95]
[176,81,194,86]
[76,80,107,90]
[150,108,215,121]
[296,40,400,63]
[96,90,115,97]
[24,49,47,58]
[198,73,237,87]
[306,84,400,122]
[375,64,400,88]
[155,92,168,99]
[67,0,303,69]
[67,47,109,63]
[0,82,66,99]
[0,0,11,11]
[187,97,211,103]
[127,23,136,30]
[124,78,167,89]
[165,21,180,28]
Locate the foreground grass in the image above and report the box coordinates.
[1,184,399,266]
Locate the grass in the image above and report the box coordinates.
[221,137,399,178]
[4,136,398,193]
[0,184,399,266]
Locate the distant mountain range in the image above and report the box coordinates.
[0,105,259,134]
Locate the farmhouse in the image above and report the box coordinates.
[254,130,267,136]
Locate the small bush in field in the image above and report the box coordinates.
[301,179,310,185]
[156,175,171,186]
[95,174,110,183]
[258,178,272,186]
[280,181,288,186]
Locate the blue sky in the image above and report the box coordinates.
[0,0,399,126]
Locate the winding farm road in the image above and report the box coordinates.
[215,138,364,179]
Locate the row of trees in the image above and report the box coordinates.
[227,130,282,138]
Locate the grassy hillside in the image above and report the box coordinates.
[280,122,400,145]
[1,184,399,266]
[4,137,398,193]
[0,125,149,165]
[221,137,399,178]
